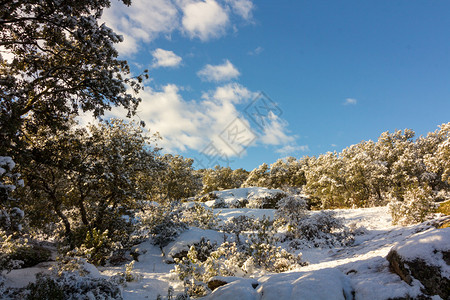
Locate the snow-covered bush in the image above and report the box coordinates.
[156,286,190,300]
[173,216,305,297]
[70,228,116,266]
[389,185,437,226]
[274,195,308,229]
[137,201,187,247]
[279,211,354,248]
[24,272,122,300]
[173,245,210,297]
[246,216,305,272]
[0,230,24,272]
[181,203,219,230]
[221,215,256,245]
[110,261,142,286]
[0,156,24,233]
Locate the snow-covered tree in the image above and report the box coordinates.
[0,0,147,153]
[19,119,161,249]
[155,154,201,202]
[200,166,248,194]
[0,156,24,233]
[425,122,450,186]
[242,163,270,188]
[389,184,437,225]
[303,152,347,208]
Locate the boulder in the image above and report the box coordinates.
[386,227,450,299]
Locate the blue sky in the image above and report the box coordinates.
[94,0,450,170]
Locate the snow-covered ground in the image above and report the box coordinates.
[3,205,448,299]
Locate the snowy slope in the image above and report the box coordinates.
[3,204,448,300]
[101,206,445,300]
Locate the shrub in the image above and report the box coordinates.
[181,203,219,230]
[274,195,308,229]
[137,201,188,247]
[389,185,437,225]
[70,228,115,266]
[0,230,25,272]
[110,261,142,286]
[221,215,256,245]
[26,274,65,300]
[278,211,354,248]
[9,245,51,268]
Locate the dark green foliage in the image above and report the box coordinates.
[26,274,65,300]
[0,0,147,154]
[10,245,51,268]
[25,272,122,300]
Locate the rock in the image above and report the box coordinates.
[207,276,259,291]
[386,227,450,300]
[207,279,229,291]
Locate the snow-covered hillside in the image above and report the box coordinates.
[3,188,449,300]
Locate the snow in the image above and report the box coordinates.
[215,208,275,222]
[0,156,15,174]
[392,227,450,278]
[202,278,259,300]
[203,187,284,208]
[4,197,448,299]
[258,268,353,300]
[2,262,55,288]
[163,227,224,260]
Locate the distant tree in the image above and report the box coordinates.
[200,166,248,194]
[242,163,270,188]
[303,152,347,209]
[425,123,450,186]
[0,0,147,154]
[155,154,202,201]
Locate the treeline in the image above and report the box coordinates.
[201,124,450,213]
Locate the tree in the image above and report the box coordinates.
[303,152,347,209]
[242,163,270,188]
[200,166,248,194]
[425,123,450,186]
[19,119,161,247]
[154,154,201,202]
[0,0,147,153]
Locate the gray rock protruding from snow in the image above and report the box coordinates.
[387,227,450,299]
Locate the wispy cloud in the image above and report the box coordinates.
[225,0,254,20]
[343,98,357,105]
[248,46,263,55]
[197,60,240,82]
[276,144,309,155]
[259,112,296,146]
[151,48,182,68]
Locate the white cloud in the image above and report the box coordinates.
[87,83,295,159]
[344,98,357,105]
[102,0,179,55]
[101,0,255,55]
[276,144,309,155]
[181,0,229,41]
[197,60,240,82]
[226,0,254,20]
[151,48,182,68]
[259,112,296,146]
